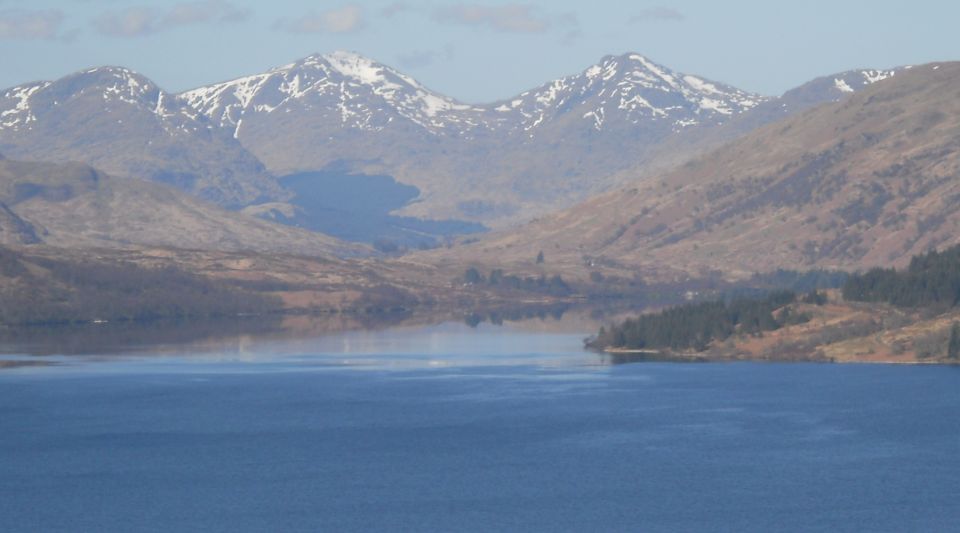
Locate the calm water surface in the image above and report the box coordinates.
[1,321,958,532]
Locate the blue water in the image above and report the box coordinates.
[1,324,959,532]
[279,171,486,247]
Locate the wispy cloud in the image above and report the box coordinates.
[433,4,550,33]
[94,0,249,38]
[94,7,155,37]
[629,7,685,23]
[275,4,365,34]
[557,12,580,45]
[165,1,249,25]
[0,9,65,40]
[380,2,414,18]
[396,44,455,69]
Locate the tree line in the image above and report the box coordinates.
[587,290,812,352]
[463,268,571,296]
[842,244,960,309]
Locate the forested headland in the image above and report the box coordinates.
[586,290,818,352]
[590,245,960,357]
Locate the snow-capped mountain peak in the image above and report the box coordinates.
[55,67,178,112]
[319,50,402,86]
[0,66,220,138]
[180,51,480,138]
[490,52,766,135]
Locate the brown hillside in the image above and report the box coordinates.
[435,62,960,281]
[0,159,362,258]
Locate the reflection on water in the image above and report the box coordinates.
[0,304,651,369]
[0,310,439,356]
[463,303,570,328]
[598,351,711,365]
[0,315,290,356]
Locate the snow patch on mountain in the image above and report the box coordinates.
[834,78,855,93]
[827,68,900,98]
[0,82,49,129]
[861,69,896,84]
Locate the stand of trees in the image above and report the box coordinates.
[587,290,804,352]
[463,268,571,296]
[949,322,960,360]
[842,245,960,309]
[749,269,848,292]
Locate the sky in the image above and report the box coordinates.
[1,0,958,103]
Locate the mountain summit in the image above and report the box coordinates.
[492,52,764,135]
[182,51,481,139]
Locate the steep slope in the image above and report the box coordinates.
[0,201,40,245]
[722,68,900,132]
[599,68,904,191]
[0,159,360,257]
[0,68,283,207]
[440,63,960,281]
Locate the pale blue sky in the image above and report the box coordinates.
[1,0,957,103]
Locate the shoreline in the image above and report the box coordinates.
[600,347,960,366]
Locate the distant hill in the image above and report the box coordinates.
[0,159,361,257]
[439,63,960,281]
[0,244,282,326]
[0,67,284,208]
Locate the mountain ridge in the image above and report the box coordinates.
[178,50,769,140]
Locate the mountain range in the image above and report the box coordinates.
[0,52,899,233]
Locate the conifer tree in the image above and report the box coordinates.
[948,322,960,359]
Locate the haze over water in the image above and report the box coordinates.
[1,320,958,532]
